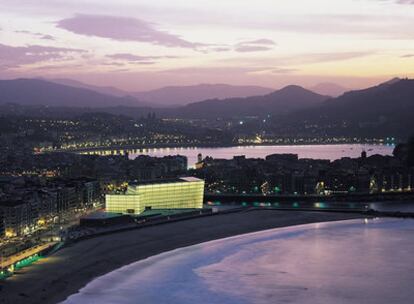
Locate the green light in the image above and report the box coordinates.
[0,270,12,280]
[14,254,42,270]
[1,254,43,280]
[314,202,326,208]
[274,186,281,194]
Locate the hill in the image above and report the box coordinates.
[173,85,329,118]
[49,78,130,98]
[280,78,414,137]
[133,83,274,106]
[0,79,145,108]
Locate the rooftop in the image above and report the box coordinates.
[129,176,203,186]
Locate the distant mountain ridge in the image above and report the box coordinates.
[171,85,329,118]
[1,77,413,138]
[320,77,412,117]
[282,78,414,137]
[309,82,349,97]
[132,83,274,106]
[47,79,275,106]
[0,78,145,108]
[50,78,131,98]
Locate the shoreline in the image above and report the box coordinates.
[1,210,365,304]
[48,142,390,154]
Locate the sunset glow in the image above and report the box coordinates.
[1,0,414,90]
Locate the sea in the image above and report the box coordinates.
[82,144,394,167]
[62,218,414,304]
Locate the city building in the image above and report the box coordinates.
[0,200,38,237]
[105,177,205,215]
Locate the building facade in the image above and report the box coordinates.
[0,201,38,237]
[106,177,205,214]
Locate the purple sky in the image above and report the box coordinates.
[0,0,413,91]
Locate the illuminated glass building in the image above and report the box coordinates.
[105,177,205,214]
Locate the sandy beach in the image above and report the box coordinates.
[0,210,364,304]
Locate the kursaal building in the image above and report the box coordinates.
[105,177,205,214]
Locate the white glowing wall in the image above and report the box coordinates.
[105,178,204,214]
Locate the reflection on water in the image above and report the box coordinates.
[82,144,393,167]
[207,200,370,211]
[62,218,414,304]
[208,200,414,213]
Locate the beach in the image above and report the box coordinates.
[0,210,364,304]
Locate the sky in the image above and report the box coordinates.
[0,0,414,91]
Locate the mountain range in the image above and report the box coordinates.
[0,78,145,108]
[309,77,413,120]
[171,85,329,118]
[0,78,329,116]
[49,78,131,98]
[0,77,412,136]
[279,78,414,137]
[49,79,274,106]
[131,84,274,106]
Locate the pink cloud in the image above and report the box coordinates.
[219,51,374,66]
[270,68,299,74]
[15,30,56,41]
[107,53,155,61]
[57,14,204,49]
[234,39,276,53]
[242,39,276,45]
[0,43,85,69]
[106,53,178,62]
[211,47,232,52]
[234,45,273,52]
[105,53,181,66]
[40,34,55,40]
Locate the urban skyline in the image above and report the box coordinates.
[1,1,414,303]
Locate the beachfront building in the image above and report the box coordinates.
[105,177,205,215]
